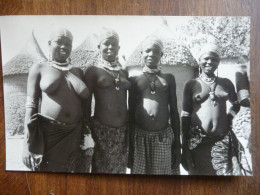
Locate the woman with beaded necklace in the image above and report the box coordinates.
[181,43,252,175]
[22,28,90,172]
[84,27,130,174]
[128,36,180,175]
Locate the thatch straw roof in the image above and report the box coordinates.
[3,32,47,76]
[126,18,198,67]
[70,33,100,70]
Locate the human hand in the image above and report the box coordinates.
[181,147,195,172]
[172,145,181,169]
[190,126,206,137]
[22,147,42,171]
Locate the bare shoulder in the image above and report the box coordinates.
[162,73,176,82]
[70,67,84,77]
[120,69,129,78]
[29,62,45,75]
[218,77,234,87]
[184,78,197,89]
[85,65,98,75]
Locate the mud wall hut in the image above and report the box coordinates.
[125,19,198,112]
[3,32,47,135]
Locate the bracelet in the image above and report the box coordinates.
[25,96,38,109]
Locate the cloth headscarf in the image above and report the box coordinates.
[49,28,73,42]
[195,43,221,62]
[98,27,119,45]
[142,35,164,51]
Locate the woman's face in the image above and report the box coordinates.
[99,37,120,62]
[199,51,220,76]
[142,42,163,69]
[49,36,72,63]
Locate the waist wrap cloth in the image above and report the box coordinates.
[131,125,179,175]
[90,118,128,174]
[27,114,91,173]
[188,130,252,175]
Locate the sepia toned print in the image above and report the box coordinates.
[0,16,252,175]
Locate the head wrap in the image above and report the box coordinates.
[98,27,119,45]
[49,28,73,42]
[142,36,164,51]
[195,43,221,62]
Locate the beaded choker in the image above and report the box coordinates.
[49,60,72,71]
[143,65,161,74]
[99,60,122,71]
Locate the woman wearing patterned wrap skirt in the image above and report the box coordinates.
[84,27,130,174]
[181,43,252,175]
[128,36,181,175]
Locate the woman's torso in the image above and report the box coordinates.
[90,66,131,127]
[190,78,231,135]
[133,73,171,131]
[39,64,84,123]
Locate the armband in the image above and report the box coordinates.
[25,96,38,109]
[181,111,191,117]
[228,110,237,117]
[238,89,250,103]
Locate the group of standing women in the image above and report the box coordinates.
[22,27,252,175]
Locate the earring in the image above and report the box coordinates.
[159,59,162,69]
[49,53,52,62]
[67,57,71,64]
[100,50,103,63]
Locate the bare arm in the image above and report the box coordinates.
[168,74,180,147]
[226,78,240,127]
[168,74,181,169]
[181,80,193,148]
[22,63,42,169]
[128,76,137,168]
[84,66,95,122]
[235,71,250,107]
[181,80,195,171]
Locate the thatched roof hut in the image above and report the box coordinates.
[3,32,47,76]
[126,19,198,68]
[125,19,198,112]
[70,33,100,71]
[3,32,47,135]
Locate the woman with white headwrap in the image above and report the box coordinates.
[128,36,180,175]
[84,27,130,173]
[181,43,252,175]
[22,28,90,172]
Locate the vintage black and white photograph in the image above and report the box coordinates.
[0,15,252,176]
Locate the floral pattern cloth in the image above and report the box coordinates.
[90,118,128,174]
[188,130,252,175]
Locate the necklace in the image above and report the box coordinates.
[112,72,120,90]
[99,60,121,90]
[100,59,122,71]
[143,72,158,94]
[142,65,161,74]
[199,75,218,106]
[49,60,72,71]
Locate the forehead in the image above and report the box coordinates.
[100,37,119,44]
[200,51,220,59]
[142,42,162,51]
[51,36,72,43]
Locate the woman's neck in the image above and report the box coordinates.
[201,72,215,78]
